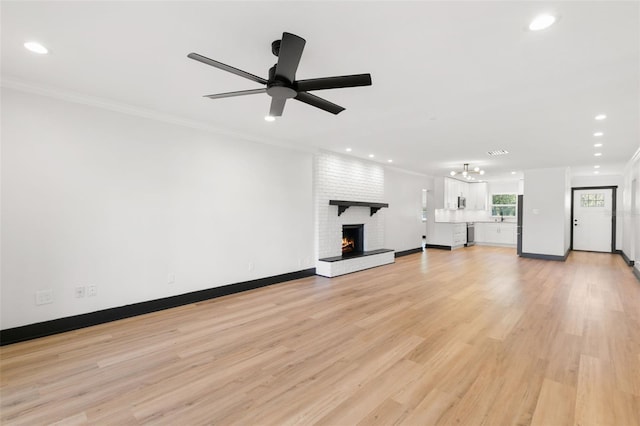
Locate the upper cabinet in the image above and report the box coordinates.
[434,177,488,210]
[435,177,487,211]
[467,182,488,211]
[443,177,468,209]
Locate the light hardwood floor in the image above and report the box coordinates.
[1,247,639,425]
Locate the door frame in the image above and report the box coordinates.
[570,186,617,252]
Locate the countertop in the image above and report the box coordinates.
[434,220,517,224]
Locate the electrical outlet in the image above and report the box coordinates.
[248,262,255,272]
[35,289,53,305]
[167,273,175,285]
[75,286,85,298]
[87,285,97,297]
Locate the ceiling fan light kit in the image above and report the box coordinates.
[188,32,372,118]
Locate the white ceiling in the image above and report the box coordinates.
[2,1,639,180]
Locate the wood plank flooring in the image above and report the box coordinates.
[1,247,639,425]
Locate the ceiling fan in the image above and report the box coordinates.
[188,32,372,118]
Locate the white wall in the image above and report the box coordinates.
[1,88,314,329]
[621,148,640,268]
[571,174,624,250]
[522,167,571,257]
[384,168,429,252]
[487,180,519,196]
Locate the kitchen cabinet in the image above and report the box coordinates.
[427,223,467,248]
[452,223,467,246]
[437,177,487,211]
[476,222,516,245]
[443,178,468,210]
[467,182,488,211]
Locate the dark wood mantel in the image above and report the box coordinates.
[329,200,389,217]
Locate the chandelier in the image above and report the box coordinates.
[449,163,485,180]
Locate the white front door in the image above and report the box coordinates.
[573,188,613,252]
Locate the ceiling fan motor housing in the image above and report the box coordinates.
[267,65,297,99]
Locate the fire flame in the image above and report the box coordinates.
[342,237,355,253]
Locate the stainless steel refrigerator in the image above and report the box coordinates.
[517,195,523,255]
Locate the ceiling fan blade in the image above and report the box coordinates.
[294,92,345,115]
[274,32,306,83]
[203,88,267,99]
[295,74,372,92]
[188,53,267,85]
[269,98,287,117]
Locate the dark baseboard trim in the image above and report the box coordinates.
[633,267,640,282]
[0,268,316,346]
[520,249,570,262]
[395,248,423,258]
[425,244,452,251]
[620,250,635,266]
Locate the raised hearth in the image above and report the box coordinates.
[319,248,394,263]
[317,249,395,277]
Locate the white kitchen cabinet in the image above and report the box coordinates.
[467,182,488,211]
[475,222,485,242]
[476,222,516,245]
[452,223,467,246]
[428,223,467,248]
[443,178,468,210]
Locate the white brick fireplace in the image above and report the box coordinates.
[314,152,394,277]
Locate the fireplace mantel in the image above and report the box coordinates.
[329,200,389,217]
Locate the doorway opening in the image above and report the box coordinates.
[570,186,616,253]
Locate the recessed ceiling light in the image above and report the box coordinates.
[264,115,275,122]
[387,159,393,163]
[594,165,600,169]
[345,148,352,152]
[368,154,374,158]
[450,171,456,176]
[473,167,480,172]
[511,171,517,175]
[24,41,48,54]
[594,143,603,147]
[594,170,600,174]
[594,153,602,157]
[479,170,485,175]
[593,132,603,137]
[529,14,556,31]
[487,149,509,156]
[595,114,607,120]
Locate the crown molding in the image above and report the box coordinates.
[0,77,319,155]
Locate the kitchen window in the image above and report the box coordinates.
[491,193,517,217]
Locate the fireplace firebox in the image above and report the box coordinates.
[342,224,364,256]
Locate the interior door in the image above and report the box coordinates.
[573,188,613,252]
